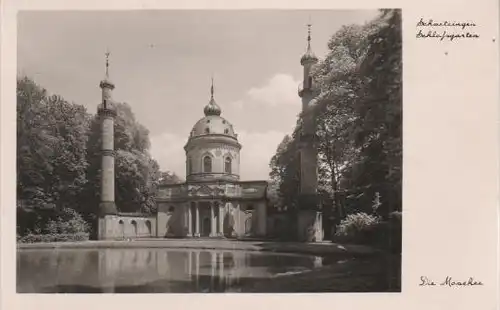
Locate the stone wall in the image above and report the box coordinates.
[100,214,157,240]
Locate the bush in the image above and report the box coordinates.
[334,212,382,244]
[44,208,89,235]
[18,233,89,243]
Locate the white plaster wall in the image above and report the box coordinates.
[186,143,240,177]
[102,215,156,239]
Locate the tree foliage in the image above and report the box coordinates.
[16,77,175,237]
[269,9,402,227]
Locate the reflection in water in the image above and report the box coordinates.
[17,248,323,293]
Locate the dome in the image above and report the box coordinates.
[187,80,238,140]
[300,47,318,65]
[190,115,237,139]
[204,97,221,116]
[300,25,318,65]
[184,81,241,182]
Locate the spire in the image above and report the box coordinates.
[210,76,214,99]
[105,50,110,78]
[307,22,312,50]
[100,50,115,89]
[300,22,318,65]
[204,76,221,116]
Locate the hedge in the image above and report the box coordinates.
[17,233,89,243]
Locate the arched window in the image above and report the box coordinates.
[224,128,229,134]
[225,157,232,174]
[145,220,152,234]
[205,127,210,134]
[203,156,212,173]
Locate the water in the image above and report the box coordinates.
[17,248,324,293]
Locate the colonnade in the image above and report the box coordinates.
[185,201,241,237]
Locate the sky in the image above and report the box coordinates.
[18,10,378,181]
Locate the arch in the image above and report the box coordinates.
[205,127,210,134]
[118,220,125,239]
[168,206,175,213]
[203,155,212,173]
[145,220,152,235]
[224,157,232,174]
[131,220,138,237]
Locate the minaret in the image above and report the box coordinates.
[297,23,322,242]
[97,52,118,239]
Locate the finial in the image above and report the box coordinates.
[105,50,110,78]
[307,22,312,48]
[210,76,214,99]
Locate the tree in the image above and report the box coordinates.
[17,77,90,235]
[83,102,161,223]
[352,9,402,217]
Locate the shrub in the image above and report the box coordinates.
[334,212,382,244]
[18,233,89,243]
[44,208,89,235]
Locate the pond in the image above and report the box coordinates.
[17,248,324,293]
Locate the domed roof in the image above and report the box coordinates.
[300,24,318,65]
[188,80,238,140]
[204,97,221,116]
[190,115,237,139]
[300,47,318,65]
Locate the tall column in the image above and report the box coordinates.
[218,203,224,237]
[97,53,118,240]
[195,202,200,237]
[187,204,193,237]
[210,203,216,237]
[297,23,323,242]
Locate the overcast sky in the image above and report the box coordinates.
[18,10,378,181]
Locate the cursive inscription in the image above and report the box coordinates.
[416,18,480,42]
[419,276,484,287]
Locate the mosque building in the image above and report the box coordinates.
[96,25,323,242]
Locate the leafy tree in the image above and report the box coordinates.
[17,77,90,235]
[84,102,161,222]
[352,9,402,217]
[268,9,402,237]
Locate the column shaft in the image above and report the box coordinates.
[218,203,224,236]
[210,203,216,237]
[195,202,200,237]
[188,204,193,237]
